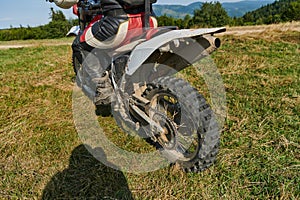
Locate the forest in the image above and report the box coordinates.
[0,8,76,41]
[157,0,300,28]
[0,0,299,41]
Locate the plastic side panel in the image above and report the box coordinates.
[66,26,80,37]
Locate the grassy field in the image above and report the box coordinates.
[0,23,299,199]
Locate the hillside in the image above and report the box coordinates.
[222,0,275,17]
[153,0,275,18]
[153,3,201,18]
[243,0,300,24]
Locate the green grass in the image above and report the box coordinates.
[0,27,299,199]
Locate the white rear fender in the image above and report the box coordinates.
[126,27,226,76]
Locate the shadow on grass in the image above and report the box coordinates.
[42,144,133,200]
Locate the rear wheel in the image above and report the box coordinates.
[143,76,220,172]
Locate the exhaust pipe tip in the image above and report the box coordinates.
[214,37,221,48]
[201,35,221,50]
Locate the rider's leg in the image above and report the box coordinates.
[78,9,129,110]
[72,35,82,64]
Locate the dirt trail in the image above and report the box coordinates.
[218,21,300,36]
[0,42,72,50]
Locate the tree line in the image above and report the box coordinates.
[0,0,299,41]
[158,0,300,28]
[241,0,300,25]
[0,8,76,41]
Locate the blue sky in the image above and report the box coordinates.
[0,0,253,29]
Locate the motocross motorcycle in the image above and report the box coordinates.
[69,0,226,172]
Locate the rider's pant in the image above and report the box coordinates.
[79,9,129,50]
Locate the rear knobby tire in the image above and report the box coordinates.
[151,76,220,172]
